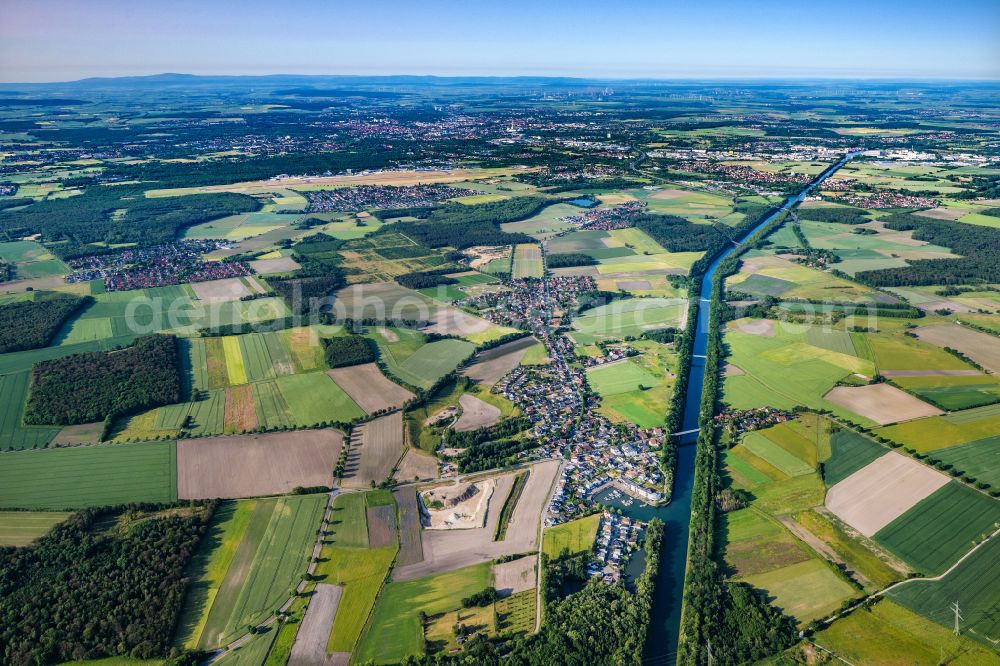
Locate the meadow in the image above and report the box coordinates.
[571,297,686,343]
[542,513,601,557]
[588,354,673,428]
[0,442,177,509]
[722,320,877,424]
[812,599,999,664]
[355,562,492,664]
[501,203,580,239]
[875,404,1000,452]
[0,510,71,546]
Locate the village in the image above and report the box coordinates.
[464,273,668,580]
[64,239,249,291]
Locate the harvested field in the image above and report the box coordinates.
[493,554,537,597]
[722,363,745,376]
[731,318,775,337]
[915,324,1000,374]
[50,421,103,445]
[177,430,342,499]
[394,487,424,567]
[288,584,344,666]
[326,363,414,414]
[223,384,259,433]
[366,504,398,548]
[826,452,949,537]
[422,307,493,336]
[249,256,300,275]
[190,277,254,304]
[395,448,439,482]
[341,412,404,489]
[461,335,537,386]
[453,393,501,432]
[394,459,559,580]
[616,280,652,290]
[824,384,942,425]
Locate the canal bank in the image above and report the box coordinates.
[620,153,858,664]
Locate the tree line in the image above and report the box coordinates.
[378,197,542,249]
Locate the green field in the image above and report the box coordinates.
[741,431,814,477]
[315,545,397,653]
[874,482,1000,575]
[197,495,326,648]
[822,429,885,487]
[587,341,675,427]
[0,510,71,546]
[355,562,492,664]
[0,442,177,509]
[512,243,544,278]
[932,435,1000,488]
[501,204,579,239]
[587,359,660,395]
[875,407,1000,453]
[329,491,369,548]
[543,513,601,557]
[0,370,61,449]
[175,500,257,648]
[572,298,686,343]
[722,321,877,424]
[386,338,475,389]
[57,287,290,343]
[739,558,858,625]
[813,599,999,665]
[274,372,364,424]
[889,536,1000,648]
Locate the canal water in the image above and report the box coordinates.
[596,154,858,664]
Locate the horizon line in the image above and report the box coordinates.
[1,71,999,86]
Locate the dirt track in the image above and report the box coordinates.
[340,412,404,489]
[288,584,348,666]
[326,364,414,414]
[393,459,559,581]
[177,430,342,499]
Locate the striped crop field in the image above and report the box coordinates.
[0,442,177,509]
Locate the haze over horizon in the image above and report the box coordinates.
[2,0,998,83]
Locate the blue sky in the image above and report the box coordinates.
[1,0,998,82]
